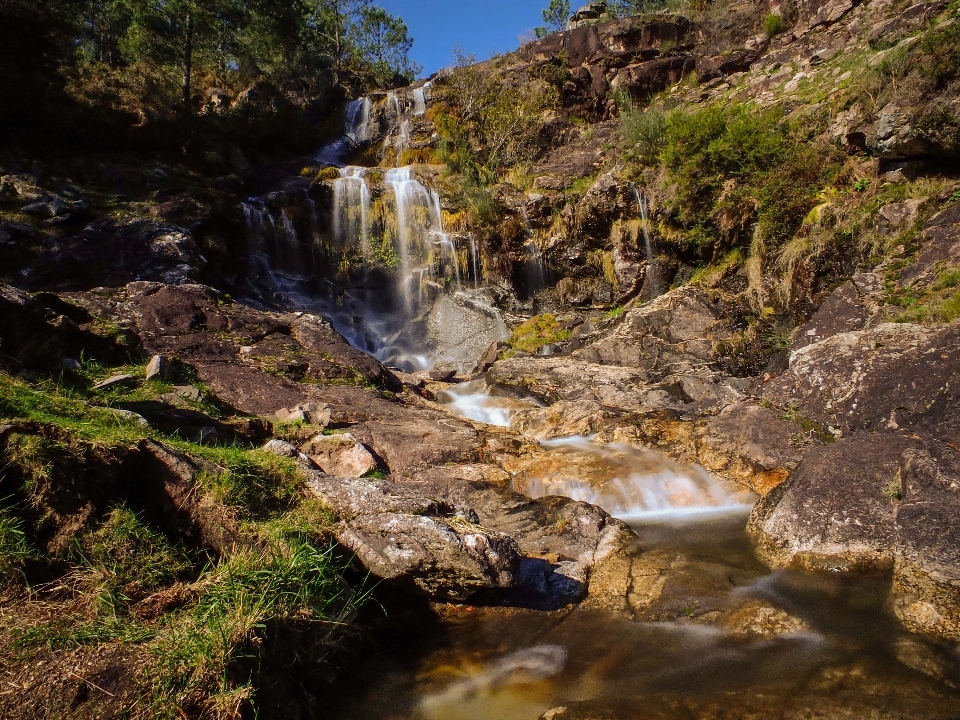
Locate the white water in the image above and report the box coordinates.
[413,87,427,116]
[439,380,542,426]
[345,97,372,145]
[510,436,756,523]
[632,184,661,298]
[332,167,371,254]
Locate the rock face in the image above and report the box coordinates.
[573,286,729,374]
[762,320,960,443]
[748,434,909,571]
[789,273,887,352]
[893,441,960,641]
[263,440,521,600]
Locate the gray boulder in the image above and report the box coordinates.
[748,433,911,571]
[262,440,521,600]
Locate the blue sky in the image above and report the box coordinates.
[375,0,551,77]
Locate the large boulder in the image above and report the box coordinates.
[789,272,887,352]
[573,286,730,375]
[762,320,960,444]
[893,441,960,641]
[748,433,912,571]
[263,441,521,600]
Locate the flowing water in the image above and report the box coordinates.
[254,95,960,720]
[326,510,960,720]
[508,436,756,523]
[632,184,661,298]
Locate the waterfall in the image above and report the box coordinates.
[386,91,401,119]
[333,167,371,254]
[394,119,412,161]
[520,205,546,294]
[345,97,372,145]
[413,87,426,116]
[386,167,426,312]
[632,185,660,298]
[469,235,480,289]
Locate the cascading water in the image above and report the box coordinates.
[332,167,371,255]
[520,204,547,295]
[413,86,427,116]
[632,184,661,298]
[345,97,373,145]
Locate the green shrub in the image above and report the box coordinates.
[618,104,667,164]
[660,103,835,258]
[764,14,784,37]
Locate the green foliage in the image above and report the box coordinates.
[436,49,559,182]
[81,506,189,593]
[764,13,785,37]
[603,305,626,320]
[542,0,571,32]
[660,103,834,258]
[353,5,420,86]
[191,446,302,515]
[618,102,667,164]
[0,505,33,578]
[854,178,871,192]
[147,538,355,716]
[509,314,572,353]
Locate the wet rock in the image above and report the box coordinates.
[145,354,173,382]
[748,433,912,571]
[429,368,457,382]
[262,440,521,600]
[401,463,635,608]
[790,272,887,352]
[698,402,809,495]
[292,313,395,387]
[301,432,378,477]
[765,320,960,443]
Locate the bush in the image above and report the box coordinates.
[618,103,667,164]
[764,13,785,37]
[660,103,834,258]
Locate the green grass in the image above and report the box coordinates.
[146,537,356,717]
[602,305,626,320]
[0,505,33,577]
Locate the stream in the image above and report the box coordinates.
[249,96,960,720]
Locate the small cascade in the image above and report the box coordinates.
[345,97,372,145]
[632,184,661,298]
[386,91,401,120]
[469,235,480,289]
[394,119,412,161]
[332,167,371,255]
[412,86,427,116]
[520,205,547,294]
